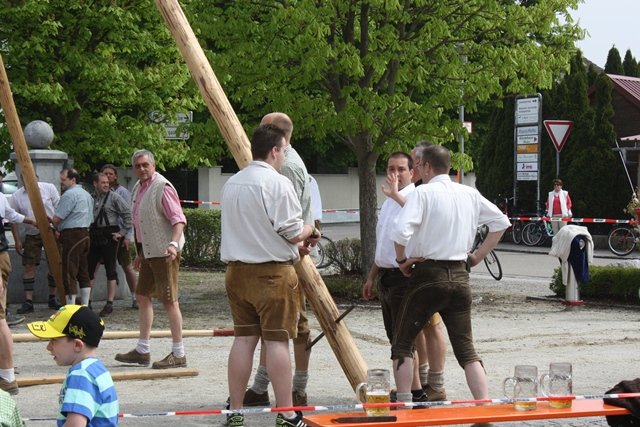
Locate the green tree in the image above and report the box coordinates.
[565,72,628,219]
[193,1,583,270]
[622,49,639,77]
[604,46,624,75]
[0,1,209,171]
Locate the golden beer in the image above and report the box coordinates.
[514,400,537,411]
[549,398,572,409]
[365,391,390,416]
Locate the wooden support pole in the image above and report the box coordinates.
[0,54,65,301]
[17,368,198,388]
[13,328,235,343]
[154,0,367,391]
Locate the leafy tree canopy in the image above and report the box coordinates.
[604,46,624,75]
[0,1,214,171]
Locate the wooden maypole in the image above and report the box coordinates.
[0,54,64,301]
[154,0,367,391]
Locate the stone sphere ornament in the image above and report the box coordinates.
[24,120,54,149]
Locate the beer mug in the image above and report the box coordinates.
[540,362,573,409]
[355,369,391,416]
[503,365,538,411]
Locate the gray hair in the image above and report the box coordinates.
[131,149,155,165]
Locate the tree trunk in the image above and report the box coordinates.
[353,134,379,274]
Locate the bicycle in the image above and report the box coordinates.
[495,195,523,244]
[521,217,554,246]
[309,235,335,269]
[471,224,502,281]
[607,224,640,256]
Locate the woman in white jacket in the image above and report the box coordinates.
[546,178,573,234]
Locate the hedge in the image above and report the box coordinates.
[182,208,223,268]
[550,265,640,303]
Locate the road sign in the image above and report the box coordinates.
[516,97,540,125]
[544,120,573,152]
[517,171,537,181]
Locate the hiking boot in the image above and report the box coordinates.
[6,311,25,327]
[292,389,308,406]
[99,302,113,316]
[152,352,187,369]
[48,296,63,310]
[226,412,244,427]
[0,378,18,395]
[17,300,33,314]
[412,392,429,409]
[244,389,270,406]
[275,411,307,427]
[132,299,138,309]
[115,349,150,366]
[424,384,447,401]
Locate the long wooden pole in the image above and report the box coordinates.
[0,54,64,300]
[17,368,198,387]
[13,328,235,343]
[154,0,367,391]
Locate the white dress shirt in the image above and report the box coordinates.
[221,161,304,263]
[9,183,58,235]
[392,174,510,260]
[375,183,415,268]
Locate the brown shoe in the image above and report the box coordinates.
[152,352,187,369]
[99,302,113,316]
[242,389,270,406]
[424,384,447,401]
[115,349,150,366]
[0,378,19,395]
[292,389,308,406]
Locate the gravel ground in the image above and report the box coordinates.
[8,268,639,426]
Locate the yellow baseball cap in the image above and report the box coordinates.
[28,305,104,347]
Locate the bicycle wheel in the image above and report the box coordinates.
[607,227,636,256]
[311,236,334,269]
[511,221,523,245]
[484,250,502,281]
[522,222,544,246]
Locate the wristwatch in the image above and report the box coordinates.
[168,241,179,249]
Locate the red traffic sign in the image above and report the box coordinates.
[544,120,574,152]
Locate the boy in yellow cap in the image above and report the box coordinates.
[28,305,118,426]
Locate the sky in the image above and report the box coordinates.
[570,0,640,68]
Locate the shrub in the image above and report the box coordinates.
[322,274,364,301]
[182,208,223,268]
[550,265,640,303]
[325,238,363,275]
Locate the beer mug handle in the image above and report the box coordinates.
[355,382,367,403]
[502,377,517,397]
[539,373,550,397]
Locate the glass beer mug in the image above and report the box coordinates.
[540,362,573,409]
[355,369,391,416]
[503,365,538,411]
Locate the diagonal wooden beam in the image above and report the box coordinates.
[153,0,367,391]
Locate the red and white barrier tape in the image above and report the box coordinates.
[179,199,360,214]
[510,216,637,224]
[22,392,640,421]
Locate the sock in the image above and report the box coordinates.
[79,288,91,306]
[397,392,413,405]
[0,368,15,383]
[419,363,429,387]
[66,294,76,305]
[172,342,185,358]
[23,277,35,292]
[427,370,445,391]
[292,370,309,393]
[250,365,270,394]
[136,339,150,354]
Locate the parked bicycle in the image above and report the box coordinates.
[309,235,335,269]
[607,224,640,256]
[521,216,555,246]
[495,194,524,244]
[471,224,502,281]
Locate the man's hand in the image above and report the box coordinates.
[298,242,312,257]
[381,172,399,199]
[112,232,122,242]
[362,278,375,301]
[133,255,142,271]
[14,240,22,255]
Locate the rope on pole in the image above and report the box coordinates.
[21,391,640,421]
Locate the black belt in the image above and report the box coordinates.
[414,259,466,266]
[61,227,89,232]
[379,267,402,274]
